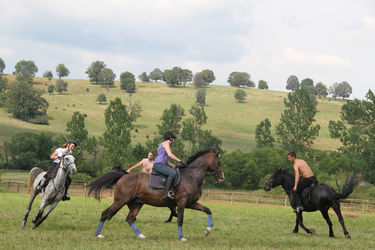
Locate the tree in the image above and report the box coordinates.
[14,60,38,83]
[193,72,205,88]
[196,88,206,106]
[138,72,150,82]
[0,57,5,73]
[328,83,339,99]
[8,132,55,170]
[47,84,55,94]
[120,71,136,92]
[163,69,179,86]
[127,94,142,122]
[147,104,186,158]
[234,89,247,103]
[181,69,193,86]
[255,118,274,147]
[96,93,107,104]
[336,81,352,99]
[6,81,48,123]
[86,61,106,84]
[66,111,97,176]
[149,68,163,82]
[102,98,133,166]
[315,82,328,98]
[98,68,116,87]
[181,105,208,154]
[228,72,254,87]
[0,75,8,107]
[56,64,70,78]
[201,69,215,84]
[275,88,320,154]
[55,79,68,94]
[300,78,314,89]
[258,80,268,89]
[43,70,53,80]
[328,90,375,182]
[286,75,299,92]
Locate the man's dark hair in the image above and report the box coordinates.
[288,151,297,158]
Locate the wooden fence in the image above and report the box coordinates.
[2,179,375,214]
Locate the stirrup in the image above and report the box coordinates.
[62,194,70,201]
[167,190,175,199]
[294,205,304,213]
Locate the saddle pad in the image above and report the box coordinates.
[149,169,181,189]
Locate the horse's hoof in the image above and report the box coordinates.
[21,222,26,228]
[32,218,36,223]
[345,235,351,239]
[180,237,187,242]
[204,227,212,236]
[293,230,298,234]
[164,220,171,223]
[137,234,146,239]
[96,234,105,239]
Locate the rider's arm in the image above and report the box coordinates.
[50,151,58,160]
[293,164,300,190]
[167,161,176,168]
[127,160,144,172]
[163,142,181,162]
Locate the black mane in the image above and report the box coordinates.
[186,150,213,165]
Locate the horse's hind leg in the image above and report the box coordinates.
[94,200,128,238]
[126,203,145,238]
[320,209,334,237]
[32,202,58,229]
[21,191,38,227]
[332,201,351,239]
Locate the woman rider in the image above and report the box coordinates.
[36,139,77,201]
[153,131,186,200]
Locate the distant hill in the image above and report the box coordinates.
[0,76,344,153]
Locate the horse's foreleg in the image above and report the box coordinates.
[126,203,145,238]
[177,204,187,241]
[32,202,58,229]
[32,199,48,225]
[189,202,213,236]
[332,201,350,239]
[21,191,37,227]
[320,209,334,237]
[296,212,314,234]
[94,200,127,238]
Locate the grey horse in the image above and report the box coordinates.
[21,154,77,229]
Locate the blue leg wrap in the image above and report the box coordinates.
[94,220,104,236]
[177,226,183,240]
[208,214,213,228]
[129,223,141,236]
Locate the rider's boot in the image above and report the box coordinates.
[293,192,304,213]
[62,180,71,201]
[36,177,47,192]
[163,176,175,200]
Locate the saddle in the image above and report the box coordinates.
[149,168,181,189]
[301,180,319,200]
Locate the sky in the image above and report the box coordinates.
[1,0,374,100]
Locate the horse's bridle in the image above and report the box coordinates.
[60,155,74,172]
[209,153,222,180]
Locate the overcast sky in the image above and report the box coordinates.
[1,0,374,99]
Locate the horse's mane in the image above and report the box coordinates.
[186,150,213,165]
[278,168,294,178]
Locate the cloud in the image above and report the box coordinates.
[362,16,375,27]
[282,48,351,68]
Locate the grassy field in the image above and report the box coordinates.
[0,76,345,153]
[1,191,374,249]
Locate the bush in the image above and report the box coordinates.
[71,173,94,183]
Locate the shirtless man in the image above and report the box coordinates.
[288,151,318,212]
[127,151,155,174]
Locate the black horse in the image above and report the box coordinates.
[88,150,224,241]
[264,169,360,238]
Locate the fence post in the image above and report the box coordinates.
[231,193,233,204]
[284,197,287,207]
[17,183,20,193]
[7,179,10,190]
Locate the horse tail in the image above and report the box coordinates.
[335,174,362,200]
[28,167,44,187]
[87,166,128,200]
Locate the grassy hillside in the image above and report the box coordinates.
[0,76,344,153]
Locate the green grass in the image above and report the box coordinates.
[0,76,344,153]
[1,191,375,249]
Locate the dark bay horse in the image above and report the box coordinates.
[88,150,224,241]
[264,169,360,238]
